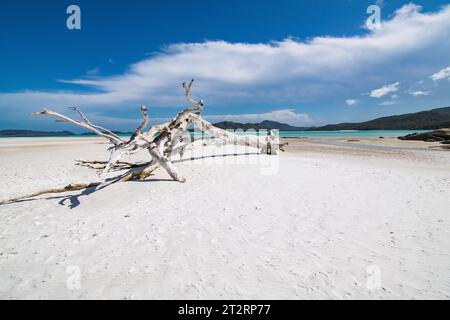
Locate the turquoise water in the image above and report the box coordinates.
[277,130,429,138]
[1,130,429,139]
[192,130,429,139]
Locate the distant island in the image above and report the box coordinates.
[1,106,449,137]
[309,106,450,131]
[0,130,75,137]
[0,130,134,137]
[214,106,450,131]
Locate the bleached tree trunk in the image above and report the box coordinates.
[0,79,286,204]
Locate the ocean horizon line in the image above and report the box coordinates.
[0,129,431,139]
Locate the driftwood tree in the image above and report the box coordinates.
[1,80,286,205]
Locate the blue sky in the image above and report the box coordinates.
[1,0,450,131]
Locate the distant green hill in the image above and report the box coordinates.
[213,120,308,131]
[213,107,450,131]
[0,130,75,137]
[309,106,450,131]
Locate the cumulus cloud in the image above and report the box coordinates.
[205,109,312,126]
[345,99,359,106]
[430,66,450,81]
[370,82,400,98]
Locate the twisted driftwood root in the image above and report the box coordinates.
[1,80,282,205]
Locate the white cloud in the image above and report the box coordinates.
[430,66,450,81]
[380,101,397,106]
[86,67,100,76]
[409,90,430,96]
[370,82,400,98]
[205,109,312,126]
[345,99,359,106]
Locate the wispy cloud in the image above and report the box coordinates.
[379,100,397,106]
[370,82,400,98]
[409,90,430,97]
[86,67,100,76]
[430,66,450,81]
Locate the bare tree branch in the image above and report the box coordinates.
[2,79,285,205]
[182,79,204,109]
[31,108,124,145]
[68,107,122,141]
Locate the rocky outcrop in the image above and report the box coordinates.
[398,128,450,143]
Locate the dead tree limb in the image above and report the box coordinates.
[0,182,100,205]
[182,79,204,109]
[0,163,159,205]
[68,107,122,141]
[31,108,124,145]
[2,79,286,205]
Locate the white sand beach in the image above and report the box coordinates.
[0,137,449,299]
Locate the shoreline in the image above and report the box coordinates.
[0,129,432,139]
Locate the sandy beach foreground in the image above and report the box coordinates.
[0,137,449,299]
